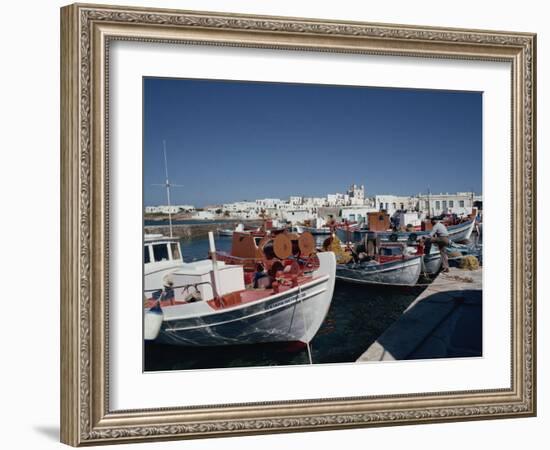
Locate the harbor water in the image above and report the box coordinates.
[144,234,427,371]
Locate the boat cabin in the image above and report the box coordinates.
[144,234,182,265]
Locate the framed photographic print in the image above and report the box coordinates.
[60,3,536,446]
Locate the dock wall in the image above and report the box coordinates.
[357,267,482,362]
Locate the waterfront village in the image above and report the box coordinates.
[145,184,482,229]
[144,182,483,362]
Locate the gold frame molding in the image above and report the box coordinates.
[60,3,536,446]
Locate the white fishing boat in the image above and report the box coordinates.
[337,218,476,244]
[217,223,245,236]
[301,225,332,235]
[145,231,336,346]
[336,254,422,286]
[375,241,442,276]
[144,234,185,294]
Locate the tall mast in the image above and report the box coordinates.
[152,140,183,238]
[163,141,173,237]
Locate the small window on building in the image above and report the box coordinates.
[435,201,441,210]
[144,246,150,264]
[425,201,429,209]
[170,243,181,260]
[449,200,454,208]
[459,200,465,207]
[442,200,447,209]
[153,244,169,262]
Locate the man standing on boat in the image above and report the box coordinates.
[427,218,450,273]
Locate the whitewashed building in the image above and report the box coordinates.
[375,195,417,215]
[232,209,261,220]
[303,197,326,207]
[289,196,302,205]
[396,211,422,228]
[340,206,377,222]
[192,210,215,220]
[417,192,476,216]
[326,192,349,206]
[222,201,257,212]
[256,198,282,209]
[281,209,317,225]
[347,184,366,205]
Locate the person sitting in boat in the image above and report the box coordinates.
[426,217,450,273]
[351,239,376,263]
[253,263,270,288]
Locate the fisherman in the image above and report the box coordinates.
[426,217,450,273]
[253,263,269,288]
[326,214,337,233]
[351,241,368,263]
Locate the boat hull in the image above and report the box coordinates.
[422,251,442,275]
[336,255,422,286]
[301,226,332,235]
[153,252,336,346]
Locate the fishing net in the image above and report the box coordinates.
[459,255,480,270]
[326,235,353,264]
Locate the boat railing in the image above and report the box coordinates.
[144,280,214,299]
[144,280,213,293]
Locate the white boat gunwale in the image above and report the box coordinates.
[335,254,422,286]
[336,255,422,275]
[160,273,331,321]
[164,285,328,332]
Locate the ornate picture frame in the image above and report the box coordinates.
[60,3,536,446]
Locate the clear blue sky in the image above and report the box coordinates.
[143,77,482,207]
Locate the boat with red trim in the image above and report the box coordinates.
[144,230,336,346]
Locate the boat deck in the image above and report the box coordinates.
[208,274,316,310]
